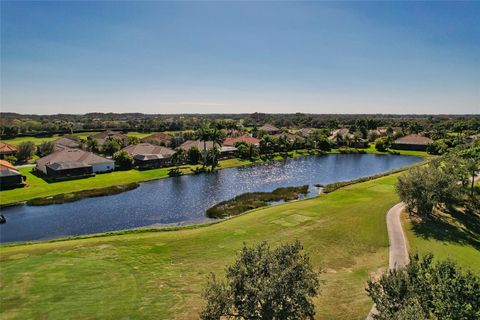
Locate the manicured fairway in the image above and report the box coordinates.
[0,174,400,319]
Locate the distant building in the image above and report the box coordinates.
[122,143,175,169]
[0,142,17,159]
[52,137,82,152]
[296,128,314,137]
[88,131,128,145]
[0,160,25,189]
[140,133,173,146]
[328,129,368,148]
[36,149,114,176]
[466,133,480,145]
[223,135,260,147]
[258,124,281,135]
[180,140,236,159]
[271,133,302,143]
[391,134,433,151]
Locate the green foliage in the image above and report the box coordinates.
[102,137,121,156]
[38,141,55,156]
[374,137,388,152]
[86,138,99,152]
[367,254,480,320]
[168,167,183,177]
[16,141,36,162]
[201,241,320,320]
[206,185,309,218]
[3,155,17,164]
[187,146,202,164]
[113,151,134,170]
[128,136,140,145]
[396,164,460,216]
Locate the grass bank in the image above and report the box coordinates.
[0,148,426,206]
[0,174,401,319]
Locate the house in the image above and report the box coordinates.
[328,129,368,148]
[223,135,260,147]
[122,143,175,169]
[271,133,303,143]
[391,134,433,151]
[296,128,314,136]
[180,140,215,151]
[140,133,173,146]
[0,160,25,189]
[45,161,93,178]
[466,133,480,144]
[180,140,236,159]
[88,130,128,145]
[52,137,82,152]
[258,124,281,135]
[36,149,114,176]
[0,142,17,159]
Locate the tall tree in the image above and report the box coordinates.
[209,127,225,171]
[197,124,212,169]
[201,241,320,320]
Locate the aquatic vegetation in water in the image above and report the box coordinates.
[206,185,309,219]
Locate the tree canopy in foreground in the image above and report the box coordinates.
[367,253,480,320]
[200,241,320,320]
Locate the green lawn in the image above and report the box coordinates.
[403,208,480,271]
[1,131,154,146]
[0,173,399,319]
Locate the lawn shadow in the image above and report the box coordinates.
[410,207,480,250]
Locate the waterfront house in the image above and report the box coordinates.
[391,134,433,151]
[180,140,237,159]
[122,143,175,169]
[36,149,114,176]
[0,160,25,189]
[0,142,17,159]
[140,133,173,146]
[223,135,260,147]
[328,129,367,148]
[258,123,281,135]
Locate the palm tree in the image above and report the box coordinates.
[209,127,225,171]
[86,138,99,153]
[196,124,212,169]
[171,148,185,168]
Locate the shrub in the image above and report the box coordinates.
[113,151,134,170]
[16,141,36,162]
[38,141,55,156]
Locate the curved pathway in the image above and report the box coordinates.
[366,202,409,319]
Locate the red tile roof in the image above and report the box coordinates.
[0,159,17,171]
[223,135,260,146]
[0,142,17,153]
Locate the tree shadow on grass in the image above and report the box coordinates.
[410,207,480,250]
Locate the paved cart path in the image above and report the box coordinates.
[366,202,409,319]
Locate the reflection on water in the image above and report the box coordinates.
[0,154,421,243]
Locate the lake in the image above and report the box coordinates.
[0,154,421,243]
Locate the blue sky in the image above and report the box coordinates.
[1,1,479,114]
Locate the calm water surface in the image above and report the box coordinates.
[0,154,421,243]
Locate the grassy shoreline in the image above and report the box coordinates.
[0,147,427,206]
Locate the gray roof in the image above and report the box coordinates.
[0,168,22,177]
[122,143,175,157]
[46,161,92,171]
[37,149,114,167]
[53,137,81,149]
